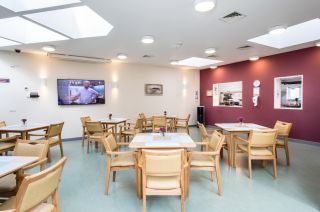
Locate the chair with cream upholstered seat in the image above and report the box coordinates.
[0,136,18,156]
[188,130,225,195]
[0,157,67,212]
[29,122,64,163]
[139,113,153,132]
[102,133,137,195]
[235,129,278,178]
[273,120,292,165]
[152,116,168,133]
[175,114,191,134]
[120,118,143,142]
[140,149,187,212]
[0,139,49,198]
[0,121,9,139]
[80,116,91,147]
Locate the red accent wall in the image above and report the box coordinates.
[200,47,320,142]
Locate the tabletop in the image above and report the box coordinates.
[215,123,269,132]
[129,133,196,149]
[0,123,49,132]
[98,118,128,124]
[0,156,39,178]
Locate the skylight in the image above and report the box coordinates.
[248,19,320,49]
[25,6,114,39]
[0,17,68,44]
[177,57,223,68]
[0,37,20,47]
[0,0,81,12]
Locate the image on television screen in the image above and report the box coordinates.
[57,79,105,105]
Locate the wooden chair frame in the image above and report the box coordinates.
[80,116,91,147]
[0,135,18,155]
[152,116,168,133]
[139,113,153,132]
[274,120,293,165]
[175,114,191,134]
[119,118,143,143]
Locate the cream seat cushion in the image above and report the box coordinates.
[0,142,15,152]
[190,155,214,167]
[0,196,54,212]
[0,174,16,192]
[147,176,180,190]
[111,154,135,166]
[238,144,273,156]
[176,123,186,128]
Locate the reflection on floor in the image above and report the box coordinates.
[46,127,319,212]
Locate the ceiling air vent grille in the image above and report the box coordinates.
[220,11,246,23]
[237,45,253,50]
[207,55,218,58]
[142,54,154,58]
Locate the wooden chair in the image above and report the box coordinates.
[139,113,153,132]
[0,157,67,212]
[0,136,18,156]
[102,133,137,195]
[274,120,293,165]
[0,139,49,197]
[152,116,167,133]
[29,122,64,163]
[120,118,143,142]
[85,121,113,154]
[140,149,187,212]
[0,121,9,138]
[235,129,278,178]
[175,114,191,134]
[188,130,225,195]
[80,116,91,147]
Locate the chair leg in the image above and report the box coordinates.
[285,144,290,166]
[220,148,224,159]
[248,158,252,178]
[216,163,222,195]
[186,126,189,135]
[181,192,185,212]
[59,142,64,158]
[52,189,60,212]
[82,132,85,147]
[143,193,147,212]
[87,139,90,154]
[211,171,215,182]
[113,171,116,182]
[47,148,52,163]
[105,163,111,195]
[273,158,277,178]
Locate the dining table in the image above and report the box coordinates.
[215,123,270,168]
[0,123,49,140]
[129,132,196,199]
[0,156,39,178]
[98,118,128,141]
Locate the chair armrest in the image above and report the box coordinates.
[0,135,18,142]
[117,142,129,146]
[107,151,136,156]
[234,135,249,143]
[28,133,47,137]
[22,158,47,171]
[188,151,220,157]
[195,141,208,146]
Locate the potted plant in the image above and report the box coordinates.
[159,127,166,136]
[238,116,245,126]
[108,113,112,120]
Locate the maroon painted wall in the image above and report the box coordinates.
[200,47,320,142]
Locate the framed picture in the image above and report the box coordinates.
[145,84,163,96]
[0,78,10,83]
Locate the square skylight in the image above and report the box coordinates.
[177,57,223,68]
[0,17,68,44]
[0,37,20,47]
[25,6,114,39]
[0,0,81,12]
[248,19,320,49]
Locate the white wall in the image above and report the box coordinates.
[0,51,200,138]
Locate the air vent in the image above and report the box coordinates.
[142,54,154,58]
[47,53,111,63]
[237,45,253,50]
[207,55,218,58]
[220,11,246,23]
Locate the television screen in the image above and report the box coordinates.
[57,79,105,105]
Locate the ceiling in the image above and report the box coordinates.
[0,0,320,68]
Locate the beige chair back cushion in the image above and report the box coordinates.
[80,116,91,127]
[153,116,166,127]
[274,121,292,135]
[250,130,277,146]
[145,152,181,176]
[208,130,225,151]
[47,122,64,138]
[13,141,49,160]
[135,118,144,130]
[0,121,6,127]
[139,113,146,119]
[86,122,103,134]
[198,123,208,139]
[103,134,117,152]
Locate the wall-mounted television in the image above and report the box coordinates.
[57,79,105,105]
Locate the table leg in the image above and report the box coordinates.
[230,132,236,167]
[137,149,142,199]
[21,132,26,140]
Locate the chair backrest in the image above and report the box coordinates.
[0,121,6,127]
[273,120,292,136]
[102,133,118,152]
[15,157,67,212]
[208,130,225,152]
[85,121,104,134]
[186,114,191,122]
[249,129,278,147]
[80,116,91,127]
[152,116,167,127]
[13,140,49,160]
[139,113,146,119]
[142,149,183,177]
[47,122,64,138]
[134,118,144,130]
[198,122,209,140]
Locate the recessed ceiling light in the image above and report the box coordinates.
[249,56,259,61]
[210,66,217,69]
[194,0,216,12]
[42,45,56,52]
[177,57,222,68]
[249,19,320,49]
[316,41,320,47]
[269,26,287,35]
[0,17,68,44]
[170,60,179,65]
[205,48,216,54]
[0,0,81,12]
[117,53,128,60]
[0,37,20,47]
[25,6,113,39]
[141,36,154,44]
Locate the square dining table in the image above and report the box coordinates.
[215,123,270,167]
[98,118,128,141]
[0,156,39,178]
[0,123,49,140]
[129,133,196,198]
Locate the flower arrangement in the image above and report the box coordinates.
[159,127,166,136]
[21,118,27,126]
[238,116,245,126]
[164,111,167,116]
[108,113,112,120]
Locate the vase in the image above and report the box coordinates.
[161,132,165,136]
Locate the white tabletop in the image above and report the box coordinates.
[129,133,196,149]
[0,123,49,132]
[0,156,39,178]
[215,123,269,132]
[98,118,128,124]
